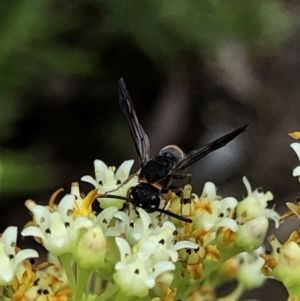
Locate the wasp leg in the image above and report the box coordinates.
[156,207,192,223]
[161,185,179,193]
[105,173,138,194]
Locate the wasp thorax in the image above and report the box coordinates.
[158,145,185,163]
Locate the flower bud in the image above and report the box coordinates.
[273,242,300,289]
[235,217,268,251]
[234,248,266,289]
[236,177,274,223]
[74,226,106,270]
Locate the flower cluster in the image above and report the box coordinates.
[1,132,300,301]
[258,132,300,301]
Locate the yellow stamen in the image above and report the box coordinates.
[217,228,236,245]
[284,201,300,220]
[187,263,203,280]
[285,230,300,245]
[49,188,64,208]
[205,245,220,261]
[195,202,213,214]
[73,189,98,217]
[289,132,300,139]
[156,283,177,301]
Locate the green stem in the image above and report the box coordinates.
[93,276,104,294]
[75,267,91,300]
[114,289,129,301]
[0,287,10,301]
[59,253,77,293]
[182,280,201,299]
[97,283,119,301]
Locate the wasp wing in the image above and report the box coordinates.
[172,125,248,173]
[118,78,150,164]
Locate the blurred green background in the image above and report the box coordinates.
[0,1,299,298]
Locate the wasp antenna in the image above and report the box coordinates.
[156,208,193,223]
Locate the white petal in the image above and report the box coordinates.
[0,244,10,269]
[73,217,94,231]
[152,261,175,278]
[81,175,99,187]
[115,160,134,183]
[168,250,179,262]
[291,143,300,162]
[21,227,45,240]
[47,213,68,237]
[97,207,119,227]
[1,227,17,254]
[0,268,14,284]
[242,176,252,196]
[115,237,131,262]
[70,183,81,199]
[215,218,238,232]
[46,237,69,251]
[161,221,176,231]
[15,249,39,266]
[220,197,238,209]
[57,194,76,216]
[265,208,280,229]
[113,211,130,225]
[105,228,122,237]
[115,261,127,270]
[94,160,108,183]
[201,182,216,201]
[138,208,152,225]
[30,205,51,228]
[138,242,157,259]
[113,262,150,297]
[142,276,156,288]
[173,241,198,251]
[293,166,300,177]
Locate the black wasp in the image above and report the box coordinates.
[101,78,247,223]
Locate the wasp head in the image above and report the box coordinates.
[129,183,161,212]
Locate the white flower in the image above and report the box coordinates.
[235,248,266,289]
[291,143,300,180]
[81,159,138,209]
[274,241,300,287]
[193,182,238,245]
[109,207,197,297]
[96,205,198,297]
[96,206,120,234]
[22,195,93,256]
[137,220,196,263]
[96,206,198,297]
[235,177,280,251]
[236,177,279,227]
[0,226,38,285]
[227,247,266,289]
[113,237,175,297]
[107,207,196,251]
